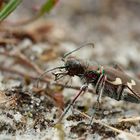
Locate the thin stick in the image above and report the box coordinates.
[0,38,18,45]
[118,116,140,123]
[74,109,140,139]
[0,66,95,93]
[0,51,44,75]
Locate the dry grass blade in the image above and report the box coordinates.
[0,65,95,95]
[0,19,53,41]
[0,38,18,45]
[0,51,45,75]
[118,116,140,123]
[0,66,47,82]
[74,109,140,140]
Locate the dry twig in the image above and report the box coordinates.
[74,109,140,140]
[118,116,140,123]
[0,51,45,75]
[0,66,94,93]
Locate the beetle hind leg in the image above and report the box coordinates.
[121,85,140,103]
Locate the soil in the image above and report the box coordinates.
[1,0,140,140]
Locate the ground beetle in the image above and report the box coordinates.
[37,43,140,123]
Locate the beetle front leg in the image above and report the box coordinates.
[56,84,88,124]
[95,74,107,104]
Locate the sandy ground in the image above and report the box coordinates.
[1,0,140,139]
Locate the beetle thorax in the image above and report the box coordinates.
[84,70,100,85]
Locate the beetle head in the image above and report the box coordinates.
[36,43,94,86]
[64,57,86,76]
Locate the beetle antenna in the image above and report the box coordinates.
[36,66,66,87]
[62,43,94,60]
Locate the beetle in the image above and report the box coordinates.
[37,43,140,123]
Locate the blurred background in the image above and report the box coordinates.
[7,0,140,70]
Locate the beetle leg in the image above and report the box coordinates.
[97,78,106,103]
[95,74,104,94]
[89,75,107,126]
[89,75,105,124]
[126,85,140,98]
[115,85,125,101]
[95,74,106,103]
[56,84,88,124]
[121,84,140,103]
